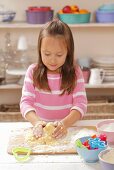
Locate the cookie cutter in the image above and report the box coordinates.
[12,147,31,162]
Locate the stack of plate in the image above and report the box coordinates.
[92,56,114,82]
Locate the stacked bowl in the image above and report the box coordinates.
[96,3,114,23]
[26,6,53,24]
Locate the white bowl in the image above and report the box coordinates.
[99,149,114,170]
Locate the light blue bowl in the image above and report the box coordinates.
[99,3,114,11]
[75,136,107,163]
[58,13,91,24]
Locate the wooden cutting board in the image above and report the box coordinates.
[7,126,97,155]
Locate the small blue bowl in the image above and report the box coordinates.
[75,136,107,163]
[96,10,114,23]
[99,3,114,11]
[1,11,16,22]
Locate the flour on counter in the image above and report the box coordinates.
[29,127,96,152]
[102,149,114,164]
[99,123,114,132]
[8,126,97,154]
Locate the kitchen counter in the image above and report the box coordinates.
[0,120,108,170]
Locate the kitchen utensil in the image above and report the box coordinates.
[12,147,31,162]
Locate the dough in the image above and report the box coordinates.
[25,123,58,145]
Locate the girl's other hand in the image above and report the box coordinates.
[33,121,47,138]
[52,121,67,139]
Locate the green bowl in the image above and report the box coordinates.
[58,13,91,24]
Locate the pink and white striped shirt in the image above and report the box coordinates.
[20,64,87,121]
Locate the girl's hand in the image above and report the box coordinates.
[52,121,67,139]
[33,121,47,138]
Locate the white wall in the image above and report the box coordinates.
[1,0,114,21]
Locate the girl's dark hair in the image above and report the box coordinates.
[33,19,77,95]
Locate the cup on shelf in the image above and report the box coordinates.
[17,36,28,51]
[89,68,105,85]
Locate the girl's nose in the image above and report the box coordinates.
[50,56,56,63]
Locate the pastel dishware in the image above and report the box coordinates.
[75,136,107,163]
[26,6,53,24]
[98,149,114,170]
[96,10,114,23]
[99,3,114,11]
[89,68,105,84]
[97,120,114,145]
[58,13,91,24]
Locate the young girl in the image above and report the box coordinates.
[20,19,87,139]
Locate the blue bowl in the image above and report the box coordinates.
[96,10,114,23]
[75,136,107,163]
[99,3,114,11]
[58,13,91,24]
[1,11,16,22]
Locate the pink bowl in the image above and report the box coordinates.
[97,120,114,145]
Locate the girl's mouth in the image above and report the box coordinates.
[50,65,57,67]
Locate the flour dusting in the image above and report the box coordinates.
[8,126,96,153]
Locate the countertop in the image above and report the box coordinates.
[0,119,108,170]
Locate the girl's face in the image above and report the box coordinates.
[41,36,67,74]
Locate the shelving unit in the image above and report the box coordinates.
[0,20,114,104]
[0,21,114,88]
[0,82,114,90]
[85,83,114,89]
[0,84,21,90]
[0,21,114,28]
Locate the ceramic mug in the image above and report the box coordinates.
[89,68,105,84]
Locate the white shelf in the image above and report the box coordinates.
[0,84,22,90]
[85,82,114,89]
[0,83,114,90]
[0,21,114,28]
[0,21,44,28]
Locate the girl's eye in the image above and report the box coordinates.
[57,54,62,57]
[45,54,50,56]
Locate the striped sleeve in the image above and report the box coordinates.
[70,66,87,117]
[20,64,36,117]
